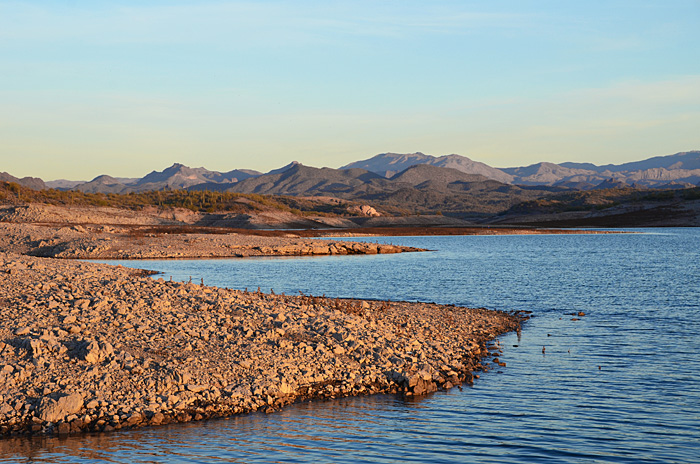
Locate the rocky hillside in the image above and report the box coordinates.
[492,187,700,227]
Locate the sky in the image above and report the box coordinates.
[1,0,699,181]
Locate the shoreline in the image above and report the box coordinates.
[0,222,424,260]
[0,251,525,437]
[277,225,625,237]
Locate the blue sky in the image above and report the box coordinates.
[1,1,699,180]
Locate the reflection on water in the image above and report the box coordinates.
[4,229,700,463]
[2,395,442,464]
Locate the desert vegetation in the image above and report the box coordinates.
[0,182,357,217]
[503,186,700,215]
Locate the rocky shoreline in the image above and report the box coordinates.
[0,222,422,260]
[0,251,525,437]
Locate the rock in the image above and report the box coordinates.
[70,419,85,433]
[226,385,250,398]
[409,375,437,396]
[186,384,208,393]
[78,339,113,364]
[14,327,31,336]
[278,382,295,395]
[347,205,381,217]
[126,413,143,425]
[57,422,71,435]
[28,339,44,358]
[333,346,346,355]
[0,403,14,416]
[38,393,84,423]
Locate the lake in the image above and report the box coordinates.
[3,229,699,463]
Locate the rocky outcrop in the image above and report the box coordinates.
[347,205,381,217]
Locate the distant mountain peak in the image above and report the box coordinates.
[342,152,513,183]
[266,161,302,176]
[90,174,121,183]
[440,153,475,161]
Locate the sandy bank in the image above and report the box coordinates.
[0,252,524,437]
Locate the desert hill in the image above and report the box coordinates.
[0,172,46,190]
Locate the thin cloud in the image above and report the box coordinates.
[573,76,700,104]
[0,2,541,46]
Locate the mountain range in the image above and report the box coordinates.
[4,151,698,198]
[342,151,700,189]
[3,150,699,226]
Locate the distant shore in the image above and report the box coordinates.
[284,225,623,237]
[0,210,620,261]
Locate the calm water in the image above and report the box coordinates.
[3,229,700,463]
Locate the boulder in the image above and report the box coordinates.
[77,339,114,364]
[38,393,84,423]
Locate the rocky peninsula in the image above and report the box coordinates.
[0,251,523,436]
